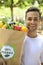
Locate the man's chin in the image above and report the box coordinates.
[27,26,37,32]
[29,28,37,32]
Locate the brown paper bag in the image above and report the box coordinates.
[0,29,25,65]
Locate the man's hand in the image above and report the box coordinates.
[41,63,43,65]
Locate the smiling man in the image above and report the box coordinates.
[21,7,43,65]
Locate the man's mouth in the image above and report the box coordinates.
[30,24,36,27]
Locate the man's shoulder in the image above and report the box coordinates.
[37,33,43,41]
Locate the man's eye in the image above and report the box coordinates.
[28,18,32,21]
[34,18,38,21]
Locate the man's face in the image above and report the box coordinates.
[25,11,40,32]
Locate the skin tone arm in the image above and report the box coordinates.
[41,63,43,65]
[0,58,7,65]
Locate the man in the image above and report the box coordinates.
[0,58,6,65]
[21,7,43,65]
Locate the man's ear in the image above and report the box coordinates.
[38,19,42,30]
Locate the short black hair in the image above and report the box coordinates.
[25,7,41,19]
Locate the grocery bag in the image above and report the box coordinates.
[0,29,25,65]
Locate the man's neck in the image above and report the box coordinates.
[27,30,37,38]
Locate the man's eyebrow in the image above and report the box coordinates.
[34,17,38,18]
[28,17,38,18]
[27,17,32,18]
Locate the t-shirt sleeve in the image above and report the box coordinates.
[40,42,43,63]
[40,51,43,63]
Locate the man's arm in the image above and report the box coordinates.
[41,63,43,65]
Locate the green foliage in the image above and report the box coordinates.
[13,0,18,4]
[0,0,43,22]
[0,16,8,24]
[0,0,43,8]
[2,18,7,24]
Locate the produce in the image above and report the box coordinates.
[0,20,27,32]
[14,25,27,32]
[2,24,7,29]
[21,26,27,32]
[0,21,3,28]
[14,25,21,31]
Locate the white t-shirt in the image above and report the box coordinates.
[21,34,43,65]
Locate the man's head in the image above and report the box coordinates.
[25,7,41,32]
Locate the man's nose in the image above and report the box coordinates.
[31,19,34,23]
